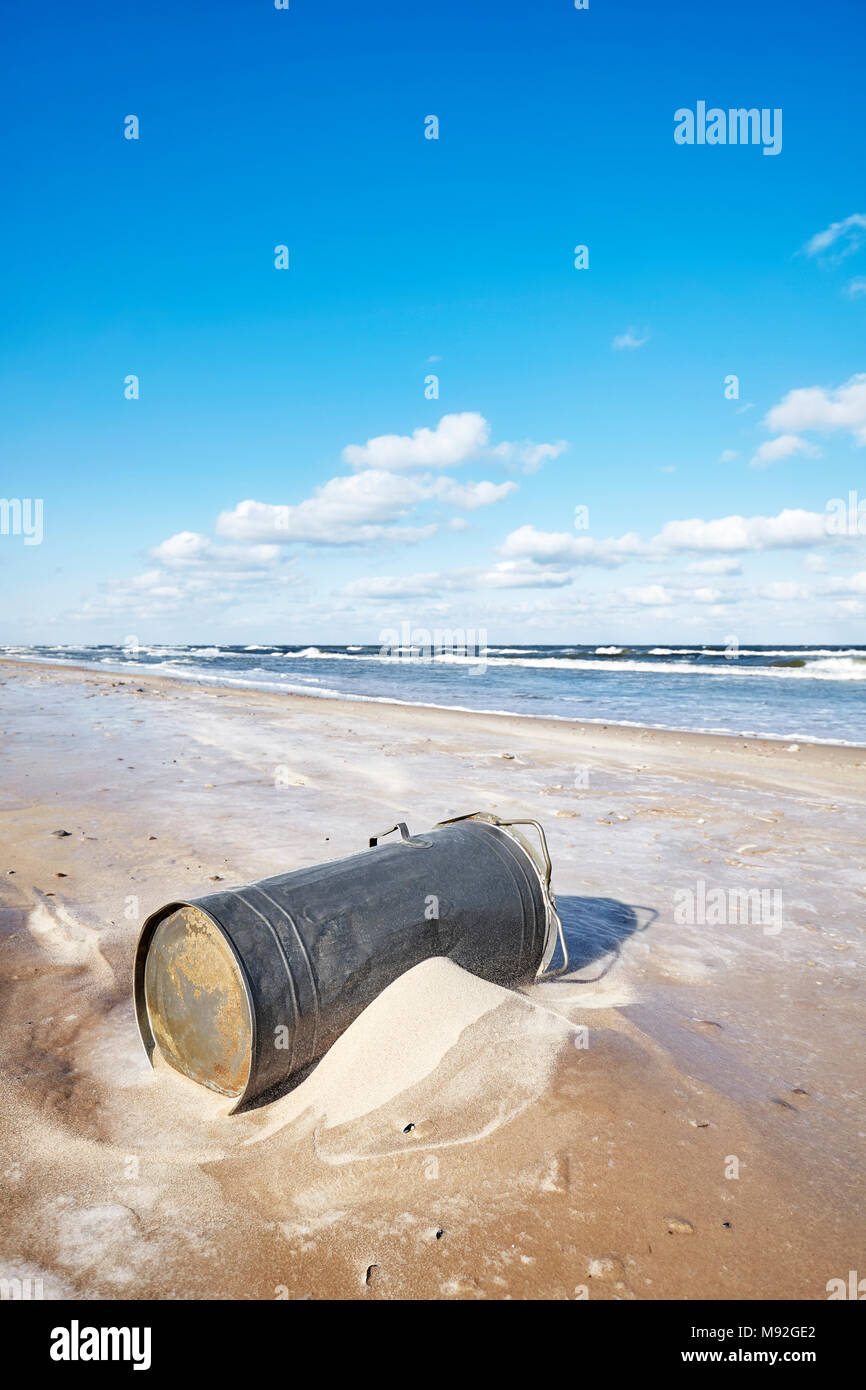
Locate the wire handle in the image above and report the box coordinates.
[369,822,411,848]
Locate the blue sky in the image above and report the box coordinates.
[1,0,865,644]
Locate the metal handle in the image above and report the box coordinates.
[493,817,569,981]
[369,822,411,848]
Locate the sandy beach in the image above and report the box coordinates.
[0,657,863,1301]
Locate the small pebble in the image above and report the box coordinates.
[665,1217,695,1235]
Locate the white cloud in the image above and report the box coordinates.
[502,508,835,564]
[342,412,489,471]
[215,467,513,547]
[343,558,575,598]
[758,582,807,601]
[846,277,866,299]
[687,557,742,575]
[500,525,645,566]
[217,476,427,546]
[490,439,568,474]
[750,434,820,468]
[431,478,517,510]
[81,548,303,622]
[718,449,739,463]
[804,553,827,573]
[801,213,866,261]
[622,584,671,606]
[820,570,866,595]
[150,531,281,570]
[611,326,649,350]
[479,560,574,589]
[763,374,866,446]
[657,508,827,553]
[342,411,566,478]
[343,572,450,599]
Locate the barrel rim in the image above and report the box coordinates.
[133,900,257,1106]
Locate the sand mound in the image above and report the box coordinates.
[239,956,575,1164]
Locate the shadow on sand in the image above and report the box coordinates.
[554,894,658,981]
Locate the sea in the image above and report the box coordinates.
[2,642,865,746]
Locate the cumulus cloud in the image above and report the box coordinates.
[749,434,820,468]
[216,469,514,547]
[763,374,866,446]
[343,572,454,599]
[500,525,645,566]
[80,549,303,622]
[621,584,671,606]
[847,277,866,299]
[217,476,426,545]
[342,412,490,471]
[343,412,568,477]
[656,508,827,553]
[489,439,568,474]
[479,560,574,589]
[801,213,866,261]
[819,570,866,595]
[757,581,808,601]
[497,508,830,570]
[432,478,516,510]
[686,557,742,575]
[804,553,828,573]
[150,531,281,570]
[611,326,649,350]
[343,558,574,599]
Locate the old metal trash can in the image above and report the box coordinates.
[133,812,568,1110]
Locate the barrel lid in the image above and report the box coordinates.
[135,903,254,1099]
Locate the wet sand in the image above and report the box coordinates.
[0,658,863,1300]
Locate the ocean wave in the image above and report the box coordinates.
[269,649,866,679]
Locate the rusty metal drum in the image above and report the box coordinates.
[133,812,567,1111]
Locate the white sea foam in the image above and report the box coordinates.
[266,650,866,679]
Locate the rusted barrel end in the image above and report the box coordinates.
[134,902,255,1105]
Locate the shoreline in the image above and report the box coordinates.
[3,652,865,751]
[3,658,865,790]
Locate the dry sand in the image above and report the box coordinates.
[0,658,864,1300]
